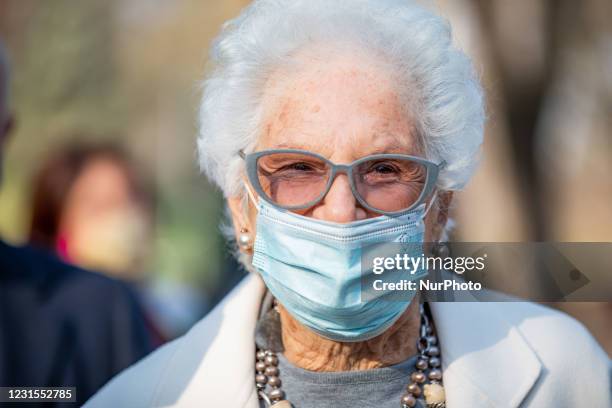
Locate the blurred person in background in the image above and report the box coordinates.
[86,1,610,407]
[28,143,206,340]
[0,40,154,405]
[29,144,152,276]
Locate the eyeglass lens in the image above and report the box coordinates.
[256,152,426,213]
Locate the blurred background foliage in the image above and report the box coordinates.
[0,0,253,294]
[0,0,610,349]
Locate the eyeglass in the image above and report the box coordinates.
[239,149,444,215]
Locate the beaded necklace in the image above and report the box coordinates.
[255,303,445,408]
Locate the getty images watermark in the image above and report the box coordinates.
[362,242,612,302]
[370,252,486,292]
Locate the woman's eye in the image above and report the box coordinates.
[366,161,399,175]
[373,164,397,174]
[276,162,316,173]
[291,162,312,171]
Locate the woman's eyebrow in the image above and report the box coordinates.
[362,130,419,154]
[366,146,409,155]
[271,142,320,151]
[269,135,417,155]
[272,142,303,149]
[365,139,416,155]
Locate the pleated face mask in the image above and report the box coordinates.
[251,195,429,342]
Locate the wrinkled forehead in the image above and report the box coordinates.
[258,46,421,160]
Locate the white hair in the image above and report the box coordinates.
[198,0,484,198]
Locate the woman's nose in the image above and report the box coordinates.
[311,174,367,223]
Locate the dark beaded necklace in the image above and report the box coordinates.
[255,303,445,408]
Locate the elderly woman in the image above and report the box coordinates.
[86,1,610,407]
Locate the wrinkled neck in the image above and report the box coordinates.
[279,296,421,372]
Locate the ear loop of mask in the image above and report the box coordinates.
[408,189,438,239]
[422,189,438,219]
[244,182,259,210]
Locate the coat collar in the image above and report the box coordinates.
[429,301,541,407]
[156,274,541,407]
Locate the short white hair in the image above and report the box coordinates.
[198,0,484,198]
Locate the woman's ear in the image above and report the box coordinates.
[228,194,255,253]
[436,191,453,229]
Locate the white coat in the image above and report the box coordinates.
[85,274,611,407]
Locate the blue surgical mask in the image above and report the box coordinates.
[251,195,430,342]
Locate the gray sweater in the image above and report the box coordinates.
[255,309,425,408]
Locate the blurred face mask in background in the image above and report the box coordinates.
[57,205,150,278]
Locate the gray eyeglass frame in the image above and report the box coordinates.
[239,149,445,215]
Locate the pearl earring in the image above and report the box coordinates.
[239,228,252,251]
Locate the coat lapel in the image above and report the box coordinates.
[155,273,265,408]
[430,300,542,407]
